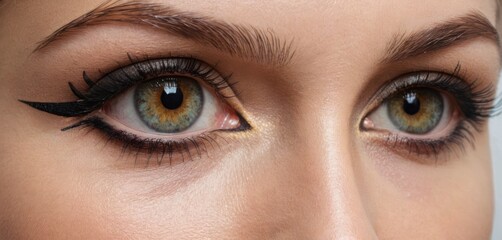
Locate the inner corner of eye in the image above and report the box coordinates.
[218,109,243,130]
[361,117,376,131]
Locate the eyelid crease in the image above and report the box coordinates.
[370,63,464,105]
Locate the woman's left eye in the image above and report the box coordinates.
[364,87,456,137]
[359,67,500,158]
[104,76,240,137]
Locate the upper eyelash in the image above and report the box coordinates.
[19,55,236,117]
[362,63,502,158]
[370,63,501,131]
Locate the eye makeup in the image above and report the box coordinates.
[20,56,239,117]
[361,63,502,158]
[20,55,500,165]
[20,55,251,166]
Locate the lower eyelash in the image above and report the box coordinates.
[63,116,226,166]
[380,120,477,161]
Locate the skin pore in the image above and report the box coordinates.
[0,0,501,239]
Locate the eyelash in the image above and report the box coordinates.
[21,58,501,164]
[22,55,248,166]
[364,63,502,158]
[66,116,231,166]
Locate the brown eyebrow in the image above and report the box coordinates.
[34,1,295,66]
[383,11,500,63]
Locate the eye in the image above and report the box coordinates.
[364,87,455,137]
[104,76,240,137]
[19,57,252,165]
[359,66,499,157]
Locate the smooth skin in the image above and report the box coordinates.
[0,0,500,239]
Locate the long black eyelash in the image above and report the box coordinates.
[369,63,502,157]
[19,55,237,117]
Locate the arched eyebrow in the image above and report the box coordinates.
[383,11,500,63]
[33,1,295,66]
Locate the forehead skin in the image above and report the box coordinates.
[0,0,499,239]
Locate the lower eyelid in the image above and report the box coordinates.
[360,122,475,160]
[364,93,460,140]
[64,116,228,166]
[96,114,210,140]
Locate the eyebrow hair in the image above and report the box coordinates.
[383,12,500,63]
[34,0,295,66]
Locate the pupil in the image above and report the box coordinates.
[403,92,420,115]
[161,84,184,110]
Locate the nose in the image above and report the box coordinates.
[295,111,379,239]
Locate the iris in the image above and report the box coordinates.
[135,77,203,133]
[387,88,443,134]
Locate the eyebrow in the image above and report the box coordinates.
[34,1,295,66]
[383,11,500,63]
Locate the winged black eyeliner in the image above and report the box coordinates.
[19,57,237,118]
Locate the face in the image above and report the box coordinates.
[0,0,500,239]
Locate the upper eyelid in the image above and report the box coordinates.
[366,64,470,107]
[18,56,235,117]
[82,57,230,99]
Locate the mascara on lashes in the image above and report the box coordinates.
[19,57,234,117]
[363,64,501,156]
[371,64,499,129]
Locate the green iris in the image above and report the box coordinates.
[387,88,444,134]
[134,77,203,133]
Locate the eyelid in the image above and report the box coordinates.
[367,65,464,111]
[20,56,238,118]
[84,57,235,102]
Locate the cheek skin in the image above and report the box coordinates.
[359,129,493,239]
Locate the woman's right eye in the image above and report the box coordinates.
[103,75,242,138]
[19,57,251,164]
